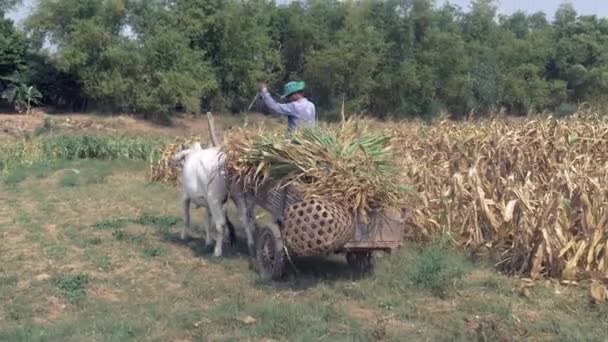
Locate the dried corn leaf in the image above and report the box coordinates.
[590,282,608,303]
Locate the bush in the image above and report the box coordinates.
[406,243,470,298]
[555,102,578,118]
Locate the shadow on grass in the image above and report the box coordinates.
[266,254,368,290]
[160,230,252,261]
[160,226,370,290]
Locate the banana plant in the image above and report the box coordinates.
[0,72,43,114]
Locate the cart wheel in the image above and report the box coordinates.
[346,251,374,274]
[255,223,285,281]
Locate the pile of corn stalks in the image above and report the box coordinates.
[149,136,206,185]
[223,118,409,222]
[393,110,608,281]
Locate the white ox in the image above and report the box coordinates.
[171,142,255,257]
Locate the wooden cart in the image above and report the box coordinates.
[246,177,405,280]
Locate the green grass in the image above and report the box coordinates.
[3,166,28,186]
[7,296,32,322]
[92,214,180,233]
[0,158,606,341]
[43,244,67,260]
[92,218,130,230]
[2,159,113,187]
[58,172,80,187]
[405,242,470,298]
[210,294,372,341]
[53,273,90,304]
[40,135,160,160]
[0,134,166,173]
[0,275,18,297]
[142,245,166,258]
[134,214,181,232]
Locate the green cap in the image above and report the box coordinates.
[281,81,305,99]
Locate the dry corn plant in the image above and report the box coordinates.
[393,108,608,282]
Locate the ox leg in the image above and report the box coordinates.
[209,202,227,257]
[182,197,191,240]
[204,206,213,249]
[233,192,256,256]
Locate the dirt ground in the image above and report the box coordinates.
[0,111,284,139]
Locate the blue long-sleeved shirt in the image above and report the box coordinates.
[260,88,316,131]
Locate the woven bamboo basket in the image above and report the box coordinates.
[229,171,354,256]
[282,198,353,256]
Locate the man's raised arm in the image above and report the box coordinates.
[259,87,294,117]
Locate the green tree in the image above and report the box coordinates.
[26,0,217,117]
[304,0,387,113]
[0,0,21,14]
[0,4,30,111]
[15,0,608,119]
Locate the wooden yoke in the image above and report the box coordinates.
[207,112,220,147]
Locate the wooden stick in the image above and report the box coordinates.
[207,111,220,147]
[341,94,346,127]
[247,93,260,112]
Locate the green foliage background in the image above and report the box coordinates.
[1,0,608,119]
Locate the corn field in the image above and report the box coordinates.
[392,112,608,282]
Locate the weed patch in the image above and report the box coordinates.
[53,273,90,304]
[58,172,80,187]
[406,244,470,298]
[85,237,103,246]
[134,214,180,232]
[112,230,144,244]
[43,245,67,260]
[112,230,126,241]
[34,117,57,136]
[0,275,18,296]
[92,218,129,230]
[96,255,112,272]
[3,166,28,186]
[143,246,166,259]
[92,215,179,233]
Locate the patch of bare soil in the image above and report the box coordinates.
[32,295,68,325]
[0,113,44,137]
[87,285,121,302]
[513,307,541,324]
[0,112,283,138]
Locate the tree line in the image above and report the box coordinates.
[0,0,607,120]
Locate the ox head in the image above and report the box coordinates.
[170,141,203,169]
